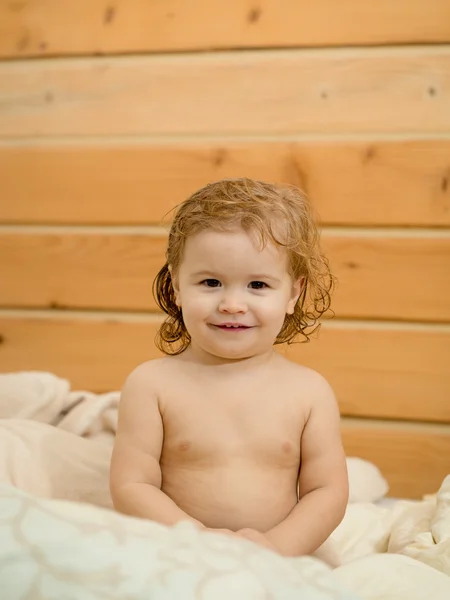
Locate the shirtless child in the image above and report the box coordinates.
[110,178,349,556]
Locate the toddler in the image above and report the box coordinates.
[110,178,349,556]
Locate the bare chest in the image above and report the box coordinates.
[159,379,307,469]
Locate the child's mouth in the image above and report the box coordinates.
[213,324,251,331]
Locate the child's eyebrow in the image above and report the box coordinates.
[248,274,282,283]
[190,270,219,279]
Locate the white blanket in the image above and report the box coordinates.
[1,484,449,600]
[329,478,450,574]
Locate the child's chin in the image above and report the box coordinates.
[211,346,258,361]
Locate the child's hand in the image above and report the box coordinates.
[236,528,279,552]
[203,527,241,540]
[200,527,280,553]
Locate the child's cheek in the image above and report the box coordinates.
[261,296,290,325]
[189,292,215,318]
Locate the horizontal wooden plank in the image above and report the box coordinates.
[0,0,449,58]
[0,315,449,424]
[1,48,450,136]
[282,323,450,424]
[0,232,167,311]
[1,139,449,227]
[1,231,449,322]
[322,233,450,322]
[341,421,450,498]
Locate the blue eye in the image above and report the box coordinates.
[249,281,268,289]
[201,279,221,287]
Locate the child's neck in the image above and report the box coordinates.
[181,344,276,371]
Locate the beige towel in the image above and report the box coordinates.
[0,419,112,509]
[0,371,70,423]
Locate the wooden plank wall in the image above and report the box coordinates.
[1,1,449,498]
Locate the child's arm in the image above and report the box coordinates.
[109,366,203,528]
[264,375,349,556]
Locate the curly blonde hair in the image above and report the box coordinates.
[153,178,334,355]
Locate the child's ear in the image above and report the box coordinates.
[168,265,182,307]
[287,277,305,315]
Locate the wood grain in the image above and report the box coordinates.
[0,232,166,312]
[1,231,449,322]
[283,323,450,424]
[322,233,450,322]
[0,315,448,423]
[341,421,450,498]
[1,139,449,226]
[1,47,450,136]
[0,0,449,58]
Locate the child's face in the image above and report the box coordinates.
[172,227,302,361]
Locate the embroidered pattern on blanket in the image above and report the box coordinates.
[0,485,357,600]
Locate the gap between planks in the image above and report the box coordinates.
[1,133,450,146]
[0,225,449,237]
[1,43,450,69]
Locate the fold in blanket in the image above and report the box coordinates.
[328,475,450,575]
[0,371,119,445]
[0,419,113,509]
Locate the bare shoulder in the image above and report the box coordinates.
[276,354,332,390]
[117,358,169,416]
[122,357,172,394]
[276,355,337,410]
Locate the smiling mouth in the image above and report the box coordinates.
[212,324,252,331]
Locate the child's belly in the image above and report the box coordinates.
[161,462,299,531]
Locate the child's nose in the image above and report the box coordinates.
[218,291,248,314]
